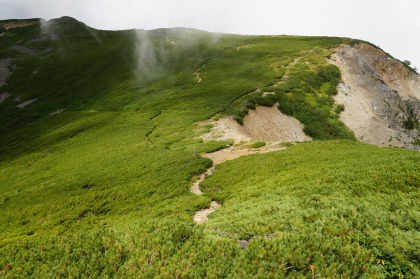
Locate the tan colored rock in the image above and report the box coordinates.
[243,103,311,142]
[329,43,420,150]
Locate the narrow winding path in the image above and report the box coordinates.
[190,53,312,224]
[193,64,205,83]
[190,146,285,224]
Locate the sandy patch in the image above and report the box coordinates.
[191,166,215,195]
[0,20,37,37]
[193,201,222,224]
[1,21,37,30]
[243,103,311,142]
[262,92,275,97]
[16,98,38,108]
[202,146,285,165]
[200,117,252,143]
[334,83,411,147]
[200,104,311,144]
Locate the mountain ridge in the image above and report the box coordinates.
[0,17,419,278]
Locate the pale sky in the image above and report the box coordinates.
[1,0,419,69]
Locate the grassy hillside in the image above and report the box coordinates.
[0,17,419,278]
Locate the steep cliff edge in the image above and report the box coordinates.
[329,43,420,150]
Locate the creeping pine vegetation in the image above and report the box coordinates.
[0,17,419,278]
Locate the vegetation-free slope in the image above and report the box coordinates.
[0,17,419,278]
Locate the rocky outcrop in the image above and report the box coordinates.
[0,58,13,87]
[199,103,311,144]
[329,43,420,150]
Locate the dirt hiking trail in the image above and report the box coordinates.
[191,103,311,224]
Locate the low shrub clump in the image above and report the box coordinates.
[250,141,266,148]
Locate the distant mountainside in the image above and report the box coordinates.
[0,17,419,278]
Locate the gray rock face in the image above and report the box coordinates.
[329,43,420,150]
[0,58,13,87]
[0,92,11,103]
[11,45,37,56]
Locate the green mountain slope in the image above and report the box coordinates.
[0,17,419,278]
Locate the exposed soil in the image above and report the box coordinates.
[262,92,275,97]
[16,98,38,108]
[190,166,215,195]
[191,144,286,224]
[0,58,13,87]
[192,103,309,224]
[0,21,37,37]
[200,117,252,143]
[200,103,311,144]
[243,103,311,142]
[190,145,285,197]
[0,21,37,30]
[287,56,303,68]
[232,87,262,103]
[193,64,205,83]
[202,146,285,165]
[0,92,11,103]
[49,108,67,115]
[236,45,250,51]
[193,201,222,224]
[165,36,177,45]
[329,43,420,150]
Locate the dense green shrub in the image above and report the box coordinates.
[256,95,277,107]
[250,141,266,148]
[1,18,417,278]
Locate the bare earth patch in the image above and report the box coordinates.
[262,92,275,97]
[0,92,11,103]
[49,108,68,115]
[193,201,222,224]
[243,103,312,142]
[193,64,205,83]
[16,98,38,108]
[200,103,311,144]
[202,146,285,166]
[0,20,37,37]
[192,103,310,224]
[190,166,215,195]
[329,43,420,150]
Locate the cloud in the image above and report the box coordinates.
[133,29,164,78]
[0,0,419,68]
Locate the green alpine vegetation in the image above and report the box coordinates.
[0,17,419,278]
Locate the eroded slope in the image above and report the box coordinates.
[329,43,420,150]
